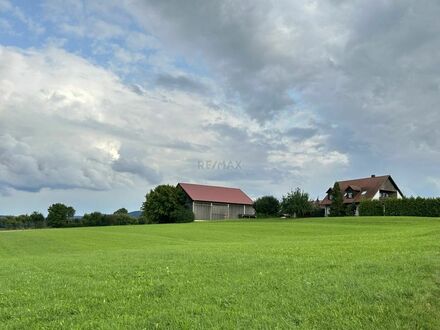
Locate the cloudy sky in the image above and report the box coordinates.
[1,0,440,215]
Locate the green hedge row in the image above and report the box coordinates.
[358,200,384,216]
[359,197,440,217]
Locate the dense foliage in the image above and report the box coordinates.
[141,185,194,223]
[46,203,76,227]
[114,208,129,215]
[359,197,440,217]
[82,212,138,226]
[0,212,45,230]
[253,195,280,217]
[280,188,312,217]
[358,200,384,216]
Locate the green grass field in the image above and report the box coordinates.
[1,217,439,329]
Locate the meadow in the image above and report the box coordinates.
[1,217,439,329]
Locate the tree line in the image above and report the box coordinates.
[1,184,327,230]
[253,188,324,218]
[0,184,195,230]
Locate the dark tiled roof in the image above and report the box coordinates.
[320,175,401,205]
[178,183,253,205]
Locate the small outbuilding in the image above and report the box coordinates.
[178,183,255,220]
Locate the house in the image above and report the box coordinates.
[320,175,403,216]
[178,183,255,220]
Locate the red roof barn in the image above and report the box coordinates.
[178,183,255,220]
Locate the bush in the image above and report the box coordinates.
[359,200,384,216]
[170,207,195,223]
[345,203,357,216]
[307,205,325,218]
[253,196,280,217]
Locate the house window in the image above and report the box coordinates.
[381,191,389,198]
[347,192,353,199]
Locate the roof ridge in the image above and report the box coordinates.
[178,182,242,190]
[337,175,389,183]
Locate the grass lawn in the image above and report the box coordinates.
[1,217,439,329]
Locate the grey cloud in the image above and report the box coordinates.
[155,73,208,95]
[286,127,318,141]
[123,0,440,195]
[112,158,162,184]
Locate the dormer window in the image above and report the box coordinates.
[347,192,353,199]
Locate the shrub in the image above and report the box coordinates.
[345,203,357,216]
[253,196,280,217]
[307,205,325,218]
[170,207,195,223]
[359,200,384,216]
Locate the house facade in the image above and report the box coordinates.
[178,183,255,220]
[320,175,403,216]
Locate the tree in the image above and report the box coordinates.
[141,185,194,223]
[82,212,104,226]
[329,183,345,217]
[114,208,128,215]
[16,214,30,229]
[253,196,280,217]
[29,211,45,228]
[47,203,75,227]
[280,188,312,218]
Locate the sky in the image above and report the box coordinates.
[1,0,440,215]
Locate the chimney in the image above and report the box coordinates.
[371,174,376,178]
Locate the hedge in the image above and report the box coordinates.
[359,197,440,217]
[358,200,384,216]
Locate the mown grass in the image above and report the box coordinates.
[1,217,439,329]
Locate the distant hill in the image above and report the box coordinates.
[129,211,142,218]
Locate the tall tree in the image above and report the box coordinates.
[29,211,45,228]
[47,203,75,227]
[141,185,193,223]
[280,188,312,218]
[253,196,280,216]
[329,183,345,217]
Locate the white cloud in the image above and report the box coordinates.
[0,45,347,203]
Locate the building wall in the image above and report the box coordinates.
[192,201,255,220]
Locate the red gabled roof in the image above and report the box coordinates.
[178,183,253,205]
[320,175,402,205]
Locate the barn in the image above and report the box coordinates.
[178,183,255,220]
